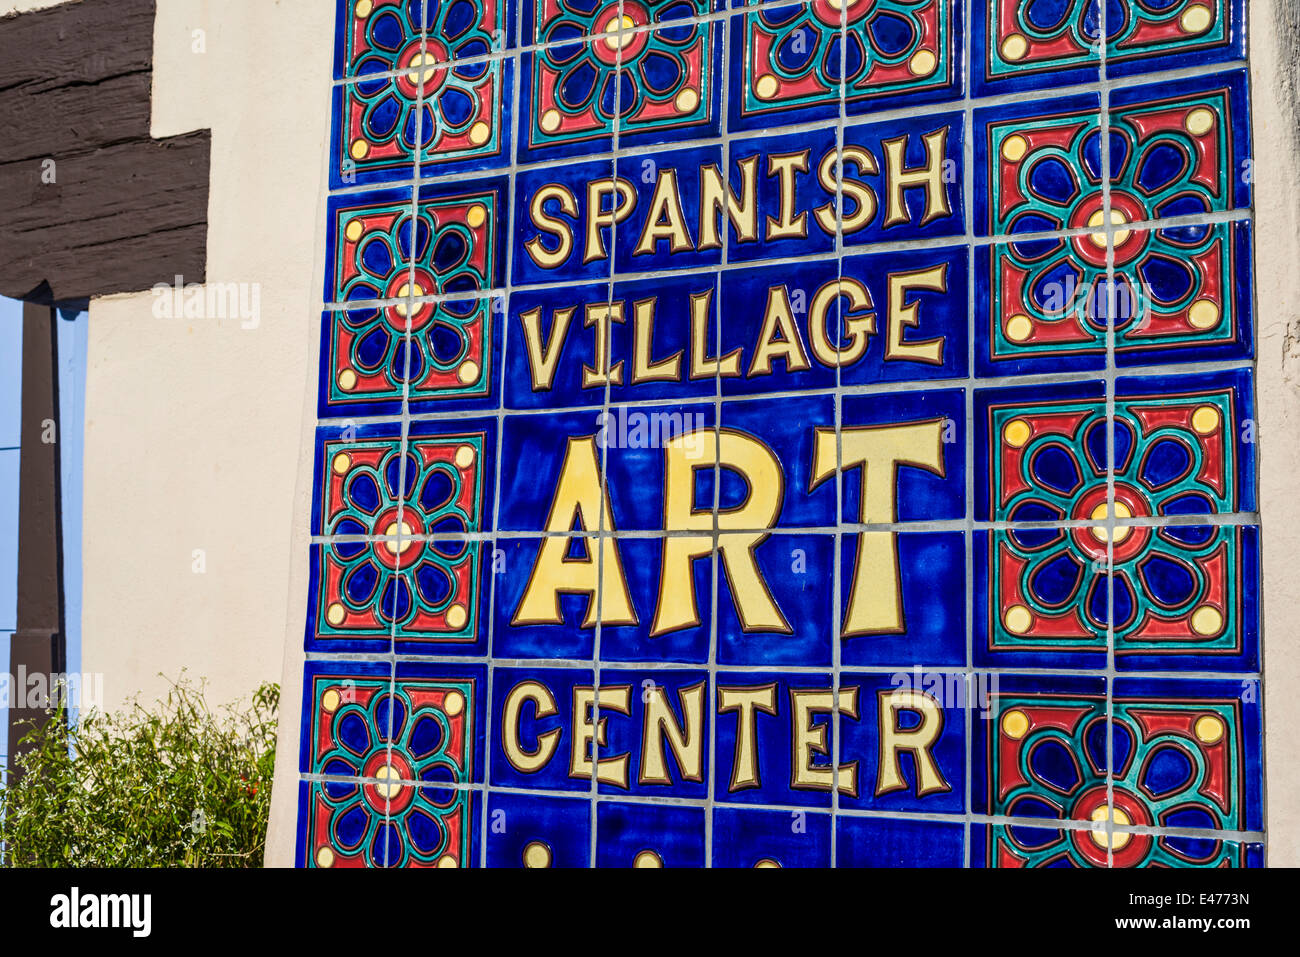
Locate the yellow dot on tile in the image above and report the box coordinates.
[675,87,699,114]
[1001,134,1028,163]
[908,49,937,77]
[540,109,561,133]
[1003,418,1032,448]
[350,139,370,161]
[1090,805,1132,849]
[1088,501,1133,543]
[754,858,781,868]
[634,849,663,868]
[456,360,480,385]
[374,763,402,799]
[1185,107,1215,136]
[1087,207,1131,247]
[468,121,490,146]
[446,604,468,631]
[326,603,347,627]
[338,369,358,392]
[1005,605,1033,635]
[322,688,342,713]
[466,205,487,229]
[755,74,779,101]
[1181,3,1213,34]
[1188,298,1220,330]
[444,689,465,716]
[523,841,552,868]
[332,452,352,475]
[345,220,364,242]
[1005,313,1034,343]
[436,854,459,868]
[455,445,476,469]
[1191,405,1221,435]
[1195,713,1225,744]
[355,0,373,18]
[1191,604,1224,637]
[316,846,336,868]
[1001,709,1029,740]
[601,13,637,52]
[1002,33,1028,62]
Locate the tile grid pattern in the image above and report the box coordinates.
[300,0,1265,867]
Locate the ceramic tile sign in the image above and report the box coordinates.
[299,0,1263,867]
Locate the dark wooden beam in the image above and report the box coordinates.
[6,302,64,774]
[0,0,210,304]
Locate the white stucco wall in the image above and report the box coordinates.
[71,0,331,717]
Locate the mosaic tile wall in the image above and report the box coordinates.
[297,0,1265,867]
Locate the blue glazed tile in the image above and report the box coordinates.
[841,388,966,524]
[839,109,965,248]
[414,54,514,179]
[837,815,964,867]
[1113,675,1263,835]
[308,543,394,654]
[497,409,610,532]
[299,659,393,775]
[599,535,712,665]
[490,666,596,791]
[491,537,599,660]
[335,0,427,81]
[298,779,389,868]
[611,14,724,150]
[971,0,1103,97]
[839,1,963,120]
[504,281,612,411]
[971,672,1110,824]
[1109,70,1252,217]
[974,378,1108,523]
[711,806,832,868]
[337,0,513,80]
[394,660,489,785]
[512,156,616,284]
[524,0,723,51]
[838,244,969,388]
[485,792,592,867]
[839,671,966,815]
[325,185,416,307]
[1115,367,1257,513]
[717,532,833,668]
[425,0,514,57]
[413,175,508,290]
[725,124,839,264]
[597,668,710,798]
[595,800,706,867]
[726,8,842,133]
[602,400,718,531]
[519,40,616,163]
[1113,220,1254,368]
[713,671,839,809]
[720,393,836,528]
[1103,0,1246,79]
[972,238,1109,379]
[840,531,966,668]
[1115,524,1260,674]
[391,536,492,657]
[973,529,1110,673]
[972,89,1105,240]
[331,78,420,189]
[614,144,723,275]
[311,420,401,538]
[719,259,839,396]
[608,271,720,405]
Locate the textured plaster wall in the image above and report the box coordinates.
[72,0,330,716]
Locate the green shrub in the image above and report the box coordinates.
[0,676,278,868]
